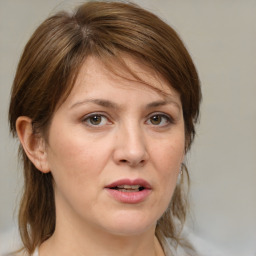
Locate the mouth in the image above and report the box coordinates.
[110,184,145,192]
[105,179,152,204]
[105,178,151,191]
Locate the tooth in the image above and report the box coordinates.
[119,189,140,192]
[117,185,140,189]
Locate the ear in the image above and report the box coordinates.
[16,116,50,173]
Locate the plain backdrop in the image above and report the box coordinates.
[0,0,255,255]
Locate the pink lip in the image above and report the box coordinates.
[105,179,152,204]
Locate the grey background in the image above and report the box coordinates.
[0,0,255,255]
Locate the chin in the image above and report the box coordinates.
[106,223,155,237]
[100,210,158,236]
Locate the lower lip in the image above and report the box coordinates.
[105,188,151,204]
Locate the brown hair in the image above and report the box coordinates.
[9,1,201,255]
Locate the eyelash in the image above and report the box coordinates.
[82,112,174,128]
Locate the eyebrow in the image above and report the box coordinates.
[70,99,119,109]
[146,100,180,109]
[70,98,181,110]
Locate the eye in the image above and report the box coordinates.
[146,113,172,127]
[83,114,110,127]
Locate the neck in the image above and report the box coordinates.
[40,228,164,256]
[39,215,165,256]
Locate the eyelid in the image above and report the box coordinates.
[147,111,174,120]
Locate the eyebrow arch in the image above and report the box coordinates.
[70,99,119,110]
[146,100,181,110]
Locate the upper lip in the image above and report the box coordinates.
[105,179,152,189]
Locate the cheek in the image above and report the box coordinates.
[46,126,111,193]
[154,138,184,169]
[47,124,110,168]
[152,136,184,191]
[46,132,109,212]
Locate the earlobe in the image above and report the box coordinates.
[16,116,50,173]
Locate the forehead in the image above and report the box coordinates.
[73,55,179,97]
[61,55,182,108]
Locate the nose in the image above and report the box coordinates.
[112,124,149,167]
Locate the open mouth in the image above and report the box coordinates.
[105,179,151,203]
[110,185,145,192]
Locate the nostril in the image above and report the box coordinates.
[119,159,145,166]
[116,153,148,166]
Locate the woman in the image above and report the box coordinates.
[9,1,201,256]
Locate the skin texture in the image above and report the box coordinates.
[16,56,185,256]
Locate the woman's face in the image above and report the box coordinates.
[45,56,185,236]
